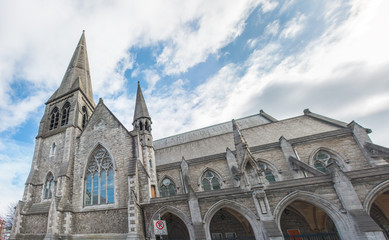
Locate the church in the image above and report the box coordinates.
[10,32,389,240]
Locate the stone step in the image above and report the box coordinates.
[27,201,51,214]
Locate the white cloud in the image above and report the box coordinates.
[264,20,280,36]
[280,13,306,39]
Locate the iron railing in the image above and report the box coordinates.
[284,232,340,240]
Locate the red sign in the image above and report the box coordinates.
[156,220,165,230]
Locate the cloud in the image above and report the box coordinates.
[264,20,280,36]
[280,13,306,39]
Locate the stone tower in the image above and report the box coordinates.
[11,31,95,239]
[133,82,158,201]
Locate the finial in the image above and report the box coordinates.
[83,30,85,33]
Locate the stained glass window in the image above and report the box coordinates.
[201,171,221,191]
[85,146,114,206]
[258,162,276,183]
[160,178,176,197]
[314,151,334,173]
[44,173,54,199]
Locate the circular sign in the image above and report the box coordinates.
[156,220,165,230]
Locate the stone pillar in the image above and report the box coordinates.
[225,147,241,187]
[279,136,304,179]
[180,158,206,239]
[328,163,386,240]
[252,190,284,240]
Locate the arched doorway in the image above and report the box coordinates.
[156,213,190,240]
[209,208,255,240]
[280,200,340,239]
[369,190,389,230]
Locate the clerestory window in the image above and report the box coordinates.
[314,151,334,173]
[44,172,54,199]
[258,162,276,183]
[201,170,221,191]
[160,178,176,197]
[49,107,59,130]
[61,102,70,126]
[85,146,114,206]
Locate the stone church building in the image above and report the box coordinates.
[11,32,389,240]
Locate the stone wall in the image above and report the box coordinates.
[23,214,48,234]
[72,209,128,234]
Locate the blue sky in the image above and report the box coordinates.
[0,0,389,216]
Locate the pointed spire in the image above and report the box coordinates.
[133,82,151,122]
[47,31,95,106]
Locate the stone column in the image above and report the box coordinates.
[181,158,206,239]
[252,190,284,240]
[328,163,386,240]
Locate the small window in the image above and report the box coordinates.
[202,171,221,191]
[258,162,276,183]
[50,143,56,156]
[44,173,54,199]
[61,102,70,126]
[49,107,59,130]
[82,106,88,129]
[160,178,176,197]
[151,185,156,198]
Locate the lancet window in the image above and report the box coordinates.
[258,162,276,183]
[314,151,334,173]
[44,172,54,199]
[61,102,70,126]
[201,170,221,191]
[49,107,59,130]
[85,146,114,206]
[82,106,88,129]
[160,178,176,197]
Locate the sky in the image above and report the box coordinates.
[0,0,388,216]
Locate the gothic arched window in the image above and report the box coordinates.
[49,107,59,130]
[258,162,276,183]
[314,151,334,173]
[85,146,114,206]
[201,170,221,191]
[44,172,54,199]
[160,178,176,197]
[61,102,70,126]
[82,106,88,129]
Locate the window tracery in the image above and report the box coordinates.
[160,178,176,197]
[49,107,59,130]
[44,172,54,199]
[314,151,334,173]
[61,102,70,126]
[201,170,221,191]
[85,147,114,206]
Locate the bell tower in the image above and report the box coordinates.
[133,82,158,200]
[12,31,96,240]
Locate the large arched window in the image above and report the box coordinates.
[49,107,59,130]
[85,146,114,206]
[61,102,70,126]
[160,178,176,197]
[314,151,334,173]
[201,170,221,191]
[258,162,276,183]
[82,106,88,129]
[44,172,54,199]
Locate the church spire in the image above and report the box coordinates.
[133,82,151,122]
[47,31,95,107]
[133,82,152,133]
